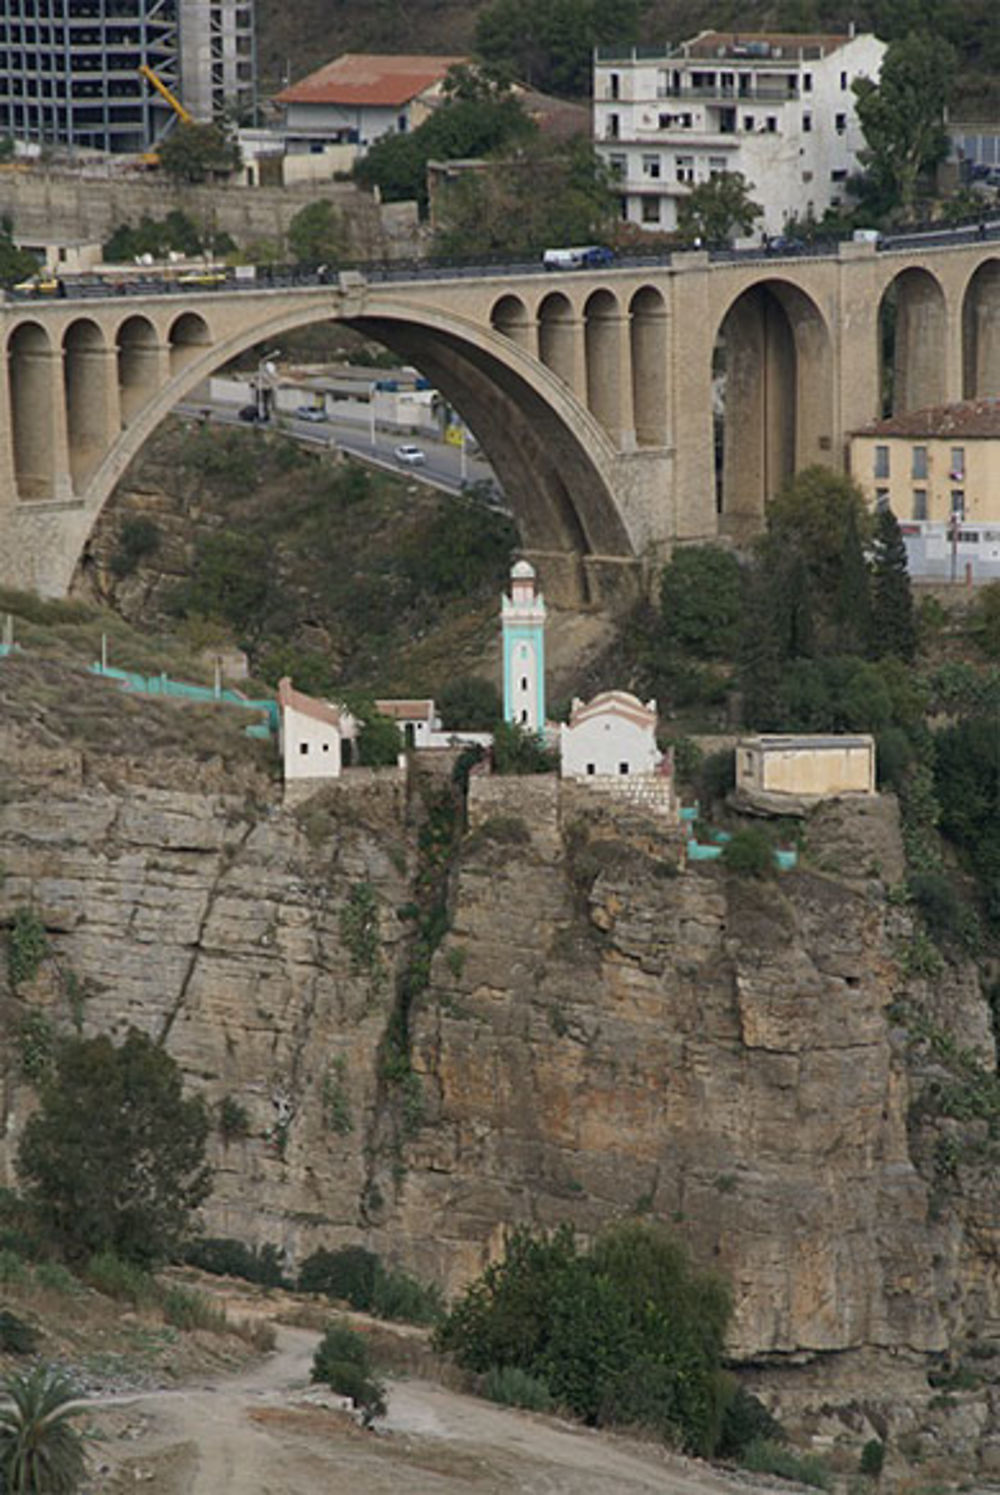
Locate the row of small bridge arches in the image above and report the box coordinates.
[8,310,212,498]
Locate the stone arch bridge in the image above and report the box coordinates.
[1,236,998,606]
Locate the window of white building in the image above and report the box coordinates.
[835,113,847,133]
[641,197,661,223]
[675,155,694,182]
[642,153,661,178]
[708,156,727,176]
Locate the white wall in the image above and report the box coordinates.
[560,712,659,778]
[281,706,342,780]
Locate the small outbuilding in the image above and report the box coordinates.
[736,734,876,799]
[278,677,352,781]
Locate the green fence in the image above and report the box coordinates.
[90,663,278,735]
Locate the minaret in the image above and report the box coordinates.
[502,559,546,731]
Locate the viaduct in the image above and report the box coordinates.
[0,235,998,606]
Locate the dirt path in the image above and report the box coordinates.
[86,1325,787,1495]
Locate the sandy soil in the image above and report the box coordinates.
[83,1323,790,1495]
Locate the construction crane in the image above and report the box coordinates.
[138,63,193,164]
[138,63,193,125]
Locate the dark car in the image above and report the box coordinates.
[238,404,269,424]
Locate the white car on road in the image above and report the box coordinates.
[394,443,427,466]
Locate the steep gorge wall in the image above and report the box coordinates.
[1,737,999,1389]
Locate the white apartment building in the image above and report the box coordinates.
[593,30,885,241]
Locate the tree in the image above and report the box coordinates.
[311,1322,386,1427]
[834,501,873,656]
[439,676,503,731]
[158,121,242,183]
[677,172,762,247]
[0,1366,86,1494]
[355,72,534,211]
[0,227,40,288]
[474,0,646,97]
[852,34,956,215]
[17,1029,211,1265]
[870,507,917,661]
[492,721,558,774]
[356,710,403,767]
[659,545,742,657]
[433,136,616,258]
[287,200,348,266]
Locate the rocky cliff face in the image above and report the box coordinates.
[2,715,1000,1443]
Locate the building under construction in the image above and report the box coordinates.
[0,0,256,153]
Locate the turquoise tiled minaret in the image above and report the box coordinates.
[502,560,546,731]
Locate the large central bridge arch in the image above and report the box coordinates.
[8,291,634,605]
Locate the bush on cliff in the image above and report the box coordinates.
[434,1220,732,1456]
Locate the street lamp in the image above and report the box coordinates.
[369,381,378,448]
[256,348,281,421]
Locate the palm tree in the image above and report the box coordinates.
[0,1365,86,1493]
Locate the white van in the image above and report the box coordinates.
[542,245,615,270]
[852,228,882,246]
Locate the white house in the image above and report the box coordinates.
[275,53,467,155]
[375,698,439,748]
[736,734,876,798]
[560,691,660,778]
[593,29,885,240]
[278,677,354,781]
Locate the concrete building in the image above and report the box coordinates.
[736,734,876,799]
[0,0,255,153]
[275,54,465,158]
[278,676,352,781]
[502,560,546,731]
[593,29,884,240]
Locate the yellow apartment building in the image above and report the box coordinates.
[850,398,1000,524]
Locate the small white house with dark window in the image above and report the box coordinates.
[374,698,438,747]
[278,677,354,780]
[560,691,660,778]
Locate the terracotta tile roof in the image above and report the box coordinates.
[375,698,436,721]
[567,690,657,731]
[686,29,854,56]
[852,398,1000,439]
[276,54,467,109]
[278,676,342,730]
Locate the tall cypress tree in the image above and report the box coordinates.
[835,502,873,656]
[871,507,917,662]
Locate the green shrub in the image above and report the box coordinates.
[435,1221,731,1456]
[161,1284,227,1333]
[370,1265,442,1326]
[322,1058,353,1135]
[860,1437,885,1477]
[111,516,161,579]
[483,1363,553,1411]
[699,749,735,806]
[298,1245,379,1309]
[908,870,979,952]
[478,814,530,845]
[183,1237,288,1288]
[311,1320,386,1427]
[16,1010,55,1083]
[741,1438,832,1489]
[439,676,502,731]
[32,1261,80,1296]
[84,1252,156,1307]
[357,713,403,768]
[339,884,382,973]
[0,1250,29,1288]
[0,1311,37,1355]
[492,722,557,775]
[217,1094,251,1142]
[7,908,48,990]
[716,1385,784,1458]
[721,827,774,879]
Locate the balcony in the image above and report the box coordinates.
[657,84,798,102]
